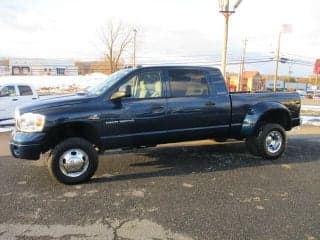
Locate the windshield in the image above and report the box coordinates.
[86,69,133,96]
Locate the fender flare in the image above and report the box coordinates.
[44,120,102,150]
[240,102,291,137]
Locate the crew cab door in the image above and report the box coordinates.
[101,70,167,148]
[165,68,231,141]
[0,84,19,120]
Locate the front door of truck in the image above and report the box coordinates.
[165,68,230,142]
[101,70,167,148]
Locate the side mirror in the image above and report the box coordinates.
[110,85,132,100]
[110,91,126,100]
[125,85,132,97]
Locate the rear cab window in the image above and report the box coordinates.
[18,85,33,96]
[168,69,209,97]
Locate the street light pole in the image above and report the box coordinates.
[133,29,137,67]
[218,0,242,79]
[273,24,292,92]
[221,13,230,79]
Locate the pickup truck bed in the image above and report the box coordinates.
[230,92,300,137]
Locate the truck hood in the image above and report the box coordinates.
[18,94,96,114]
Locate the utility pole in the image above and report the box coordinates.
[288,65,292,80]
[133,29,137,67]
[274,31,281,92]
[285,65,293,90]
[238,38,247,91]
[218,0,243,79]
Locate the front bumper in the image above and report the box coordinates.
[10,131,46,160]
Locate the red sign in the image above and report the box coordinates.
[314,59,320,74]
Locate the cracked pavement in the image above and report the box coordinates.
[0,126,320,239]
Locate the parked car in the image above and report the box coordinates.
[0,83,38,121]
[295,90,307,99]
[10,66,301,184]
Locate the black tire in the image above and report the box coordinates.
[245,137,260,156]
[255,123,286,160]
[213,137,228,143]
[47,138,98,184]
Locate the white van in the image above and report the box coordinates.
[0,83,38,121]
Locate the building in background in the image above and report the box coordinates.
[242,71,264,91]
[228,71,265,91]
[0,58,78,76]
[265,80,315,92]
[75,60,124,75]
[75,61,95,75]
[75,61,109,75]
[0,59,10,76]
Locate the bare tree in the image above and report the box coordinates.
[99,20,134,73]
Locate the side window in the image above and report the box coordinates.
[18,85,33,96]
[168,70,209,97]
[0,85,16,97]
[118,71,163,99]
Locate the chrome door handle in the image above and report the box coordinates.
[151,105,165,113]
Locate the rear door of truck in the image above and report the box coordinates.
[165,67,231,141]
[17,84,38,104]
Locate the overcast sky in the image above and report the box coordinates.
[0,0,319,76]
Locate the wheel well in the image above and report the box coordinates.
[43,122,101,152]
[257,109,291,131]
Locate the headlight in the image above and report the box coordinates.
[16,113,46,132]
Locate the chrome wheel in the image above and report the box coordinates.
[59,149,89,178]
[265,130,283,154]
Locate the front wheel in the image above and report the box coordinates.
[255,123,286,160]
[47,138,98,184]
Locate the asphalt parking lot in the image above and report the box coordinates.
[0,126,319,240]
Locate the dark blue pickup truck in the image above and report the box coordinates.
[10,66,301,184]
